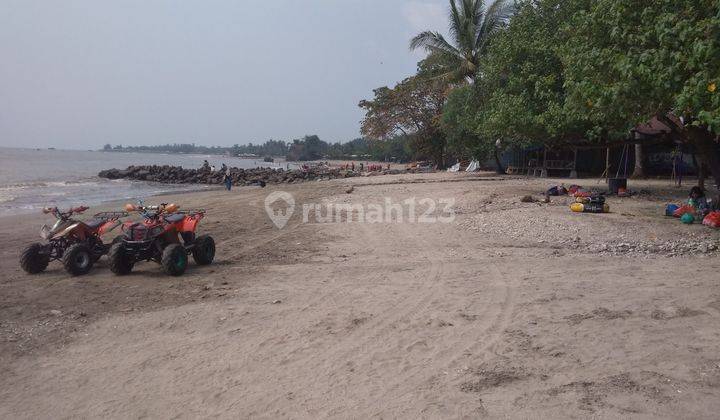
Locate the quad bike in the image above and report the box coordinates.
[20,206,128,275]
[108,201,215,276]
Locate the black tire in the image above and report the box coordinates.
[62,243,94,276]
[192,235,215,265]
[161,244,187,276]
[20,243,50,274]
[108,242,134,275]
[98,235,124,261]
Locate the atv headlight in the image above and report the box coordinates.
[40,225,51,240]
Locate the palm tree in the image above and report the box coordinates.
[410,0,514,83]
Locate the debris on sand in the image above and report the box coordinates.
[460,364,530,393]
[591,239,719,257]
[565,307,633,325]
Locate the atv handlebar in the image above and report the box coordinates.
[43,205,89,220]
[93,211,129,221]
[125,201,181,219]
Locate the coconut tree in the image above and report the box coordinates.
[409,0,514,84]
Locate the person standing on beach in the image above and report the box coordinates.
[223,167,232,191]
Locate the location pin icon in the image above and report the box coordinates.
[264,191,295,229]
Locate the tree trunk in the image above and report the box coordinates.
[698,162,707,190]
[494,146,505,174]
[654,114,715,191]
[692,153,706,189]
[631,143,645,178]
[689,127,720,194]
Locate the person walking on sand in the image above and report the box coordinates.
[223,167,232,191]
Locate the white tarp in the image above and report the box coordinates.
[447,162,461,172]
[465,160,480,172]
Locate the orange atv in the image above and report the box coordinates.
[108,201,215,276]
[20,206,128,275]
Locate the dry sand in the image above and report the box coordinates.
[1,172,720,418]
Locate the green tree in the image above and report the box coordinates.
[286,135,328,161]
[562,0,720,189]
[478,0,591,145]
[359,74,448,167]
[442,85,493,162]
[410,0,514,83]
[440,0,591,172]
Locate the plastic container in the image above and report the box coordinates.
[681,213,695,224]
[570,203,584,212]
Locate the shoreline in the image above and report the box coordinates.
[0,183,274,220]
[0,182,223,218]
[0,148,300,218]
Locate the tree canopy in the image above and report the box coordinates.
[359,69,449,166]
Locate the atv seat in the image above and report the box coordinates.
[164,213,185,223]
[85,219,105,229]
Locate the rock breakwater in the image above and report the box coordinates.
[98,165,381,186]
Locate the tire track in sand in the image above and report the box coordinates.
[371,262,515,416]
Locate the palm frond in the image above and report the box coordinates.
[469,0,486,26]
[462,0,483,28]
[410,31,463,58]
[450,0,477,54]
[448,0,464,48]
[476,0,514,52]
[409,0,514,83]
[424,48,473,84]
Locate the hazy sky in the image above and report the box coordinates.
[0,0,448,149]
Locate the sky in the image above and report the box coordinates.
[0,0,448,150]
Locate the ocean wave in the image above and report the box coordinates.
[0,192,16,203]
[1,179,213,216]
[0,178,110,190]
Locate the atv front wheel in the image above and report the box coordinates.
[63,243,94,276]
[98,235,125,262]
[20,243,50,274]
[192,235,215,265]
[162,244,187,276]
[108,243,134,275]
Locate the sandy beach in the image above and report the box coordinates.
[2,172,720,418]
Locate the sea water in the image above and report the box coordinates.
[0,148,288,215]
